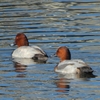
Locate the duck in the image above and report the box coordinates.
[54,46,94,75]
[11,33,48,61]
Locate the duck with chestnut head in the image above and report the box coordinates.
[11,33,48,62]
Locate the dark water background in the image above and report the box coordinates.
[0,0,100,100]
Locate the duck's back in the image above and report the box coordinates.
[55,59,93,74]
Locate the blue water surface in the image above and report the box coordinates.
[0,0,100,100]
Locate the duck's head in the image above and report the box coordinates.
[14,33,29,47]
[56,46,71,61]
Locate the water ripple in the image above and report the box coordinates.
[0,0,100,100]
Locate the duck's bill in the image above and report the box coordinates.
[10,43,16,47]
[51,53,57,57]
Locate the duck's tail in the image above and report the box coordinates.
[77,66,96,78]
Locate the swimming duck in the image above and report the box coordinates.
[11,33,48,61]
[54,46,93,74]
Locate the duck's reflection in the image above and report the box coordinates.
[55,72,96,93]
[14,62,27,77]
[13,58,47,77]
[14,62,27,73]
[55,77,70,92]
[13,58,38,66]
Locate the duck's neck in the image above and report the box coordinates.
[60,56,71,62]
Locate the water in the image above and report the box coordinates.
[0,0,100,100]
